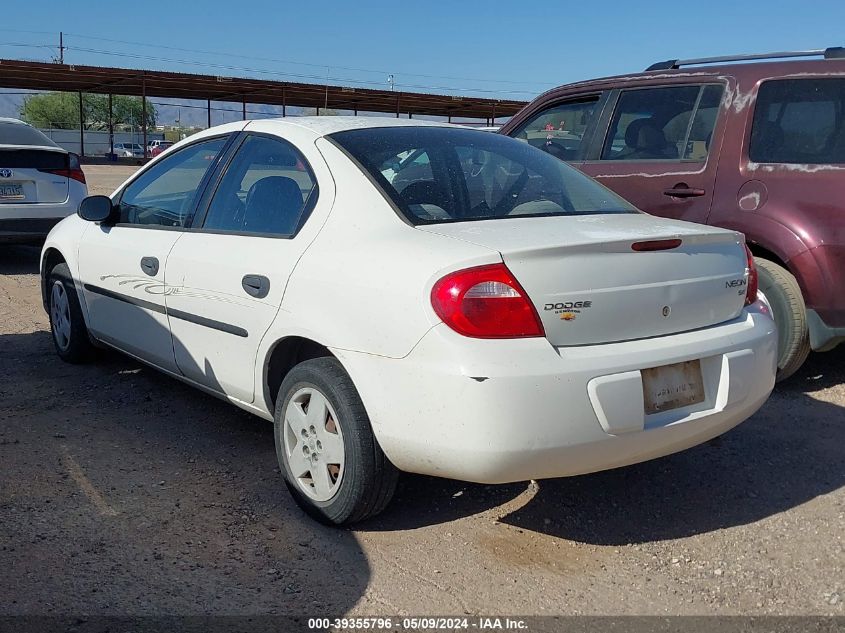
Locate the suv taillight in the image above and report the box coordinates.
[431,263,545,338]
[39,152,86,184]
[745,245,758,306]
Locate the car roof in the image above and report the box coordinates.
[537,57,845,98]
[251,116,451,137]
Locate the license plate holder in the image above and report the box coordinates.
[0,183,24,200]
[642,359,705,415]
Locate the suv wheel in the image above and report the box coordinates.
[273,357,398,525]
[48,263,94,363]
[754,257,811,381]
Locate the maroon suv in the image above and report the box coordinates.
[501,48,845,380]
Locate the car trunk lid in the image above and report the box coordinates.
[419,214,750,346]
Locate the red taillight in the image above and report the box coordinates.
[745,245,758,305]
[431,263,545,338]
[38,153,86,184]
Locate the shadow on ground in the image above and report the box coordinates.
[0,245,40,275]
[0,329,370,615]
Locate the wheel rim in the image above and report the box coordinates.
[282,387,345,502]
[50,280,72,351]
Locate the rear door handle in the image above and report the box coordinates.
[140,256,159,276]
[663,184,706,198]
[242,274,270,299]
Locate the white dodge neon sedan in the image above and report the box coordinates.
[40,117,777,524]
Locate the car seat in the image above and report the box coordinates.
[243,176,304,235]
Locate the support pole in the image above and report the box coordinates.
[78,92,84,157]
[108,93,114,157]
[242,98,246,120]
[207,99,211,128]
[282,88,286,117]
[141,79,147,157]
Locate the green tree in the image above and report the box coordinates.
[21,92,156,130]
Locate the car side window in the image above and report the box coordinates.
[201,135,318,237]
[510,98,600,161]
[117,137,227,227]
[601,85,723,161]
[750,78,845,164]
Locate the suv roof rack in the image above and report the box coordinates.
[646,47,845,71]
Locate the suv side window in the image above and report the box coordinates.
[201,134,318,237]
[509,98,600,161]
[117,136,227,227]
[601,85,723,161]
[750,78,845,164]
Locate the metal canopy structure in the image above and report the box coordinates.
[0,58,527,120]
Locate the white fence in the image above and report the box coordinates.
[37,128,165,156]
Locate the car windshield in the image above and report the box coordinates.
[329,126,636,224]
[0,121,61,148]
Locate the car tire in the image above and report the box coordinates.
[274,357,398,525]
[47,263,94,363]
[754,257,810,381]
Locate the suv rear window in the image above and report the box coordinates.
[329,126,637,225]
[750,78,845,164]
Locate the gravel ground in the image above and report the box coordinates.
[0,165,843,618]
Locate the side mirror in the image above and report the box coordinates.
[78,195,116,223]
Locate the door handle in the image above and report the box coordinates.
[242,274,270,299]
[140,256,159,276]
[663,184,706,198]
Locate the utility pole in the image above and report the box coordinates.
[58,32,65,64]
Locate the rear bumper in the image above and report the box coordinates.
[0,198,78,242]
[336,302,777,483]
[0,217,64,243]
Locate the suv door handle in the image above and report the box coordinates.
[140,256,159,276]
[663,184,706,198]
[242,274,270,299]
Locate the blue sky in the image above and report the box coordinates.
[2,0,844,113]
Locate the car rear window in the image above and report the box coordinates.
[750,78,845,164]
[0,121,61,148]
[329,126,637,225]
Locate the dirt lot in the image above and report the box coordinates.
[1,165,843,618]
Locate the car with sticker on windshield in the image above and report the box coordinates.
[40,117,776,524]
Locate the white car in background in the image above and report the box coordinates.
[1,118,87,243]
[109,142,145,158]
[40,117,777,524]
